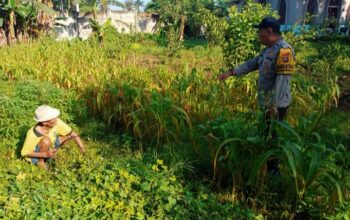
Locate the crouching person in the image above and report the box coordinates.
[21,105,85,169]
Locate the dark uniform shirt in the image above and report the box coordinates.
[234,38,295,108]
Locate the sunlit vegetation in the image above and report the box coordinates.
[1,0,350,218]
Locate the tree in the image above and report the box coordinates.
[221,0,277,67]
[0,0,54,45]
[145,0,191,41]
[123,0,133,11]
[134,0,142,13]
[145,0,233,41]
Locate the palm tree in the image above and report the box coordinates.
[123,0,133,11]
[134,0,143,13]
[91,0,122,23]
[133,0,143,33]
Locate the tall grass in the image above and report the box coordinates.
[0,35,348,218]
[0,37,339,146]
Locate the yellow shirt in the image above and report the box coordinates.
[21,118,72,162]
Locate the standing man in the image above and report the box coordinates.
[218,17,296,174]
[21,105,86,169]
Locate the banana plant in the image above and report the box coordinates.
[89,17,113,42]
[0,0,18,41]
[0,0,54,44]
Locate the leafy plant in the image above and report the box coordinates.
[0,0,54,44]
[0,31,349,218]
[200,8,228,48]
[222,0,278,67]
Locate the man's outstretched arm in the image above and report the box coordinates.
[218,55,260,81]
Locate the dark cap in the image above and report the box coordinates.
[253,16,280,32]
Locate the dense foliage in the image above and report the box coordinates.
[222,1,278,67]
[1,1,350,216]
[0,33,349,218]
[0,79,257,219]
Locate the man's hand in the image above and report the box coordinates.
[43,149,57,158]
[218,70,236,81]
[66,131,86,155]
[266,105,278,118]
[80,145,86,154]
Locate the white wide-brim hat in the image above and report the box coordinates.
[34,105,60,122]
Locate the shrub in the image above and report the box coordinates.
[222,0,278,67]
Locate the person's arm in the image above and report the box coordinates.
[25,150,57,159]
[70,131,85,153]
[218,55,260,81]
[56,118,86,154]
[60,131,85,153]
[21,131,57,159]
[234,55,260,76]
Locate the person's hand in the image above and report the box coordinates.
[79,146,86,155]
[218,70,236,81]
[266,105,278,118]
[43,149,57,158]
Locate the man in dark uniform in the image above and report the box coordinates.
[218,17,296,175]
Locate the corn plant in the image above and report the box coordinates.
[250,119,348,216]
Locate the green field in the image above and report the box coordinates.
[0,33,350,219]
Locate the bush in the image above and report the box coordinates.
[222,0,278,67]
[165,26,184,57]
[0,155,257,219]
[0,80,257,219]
